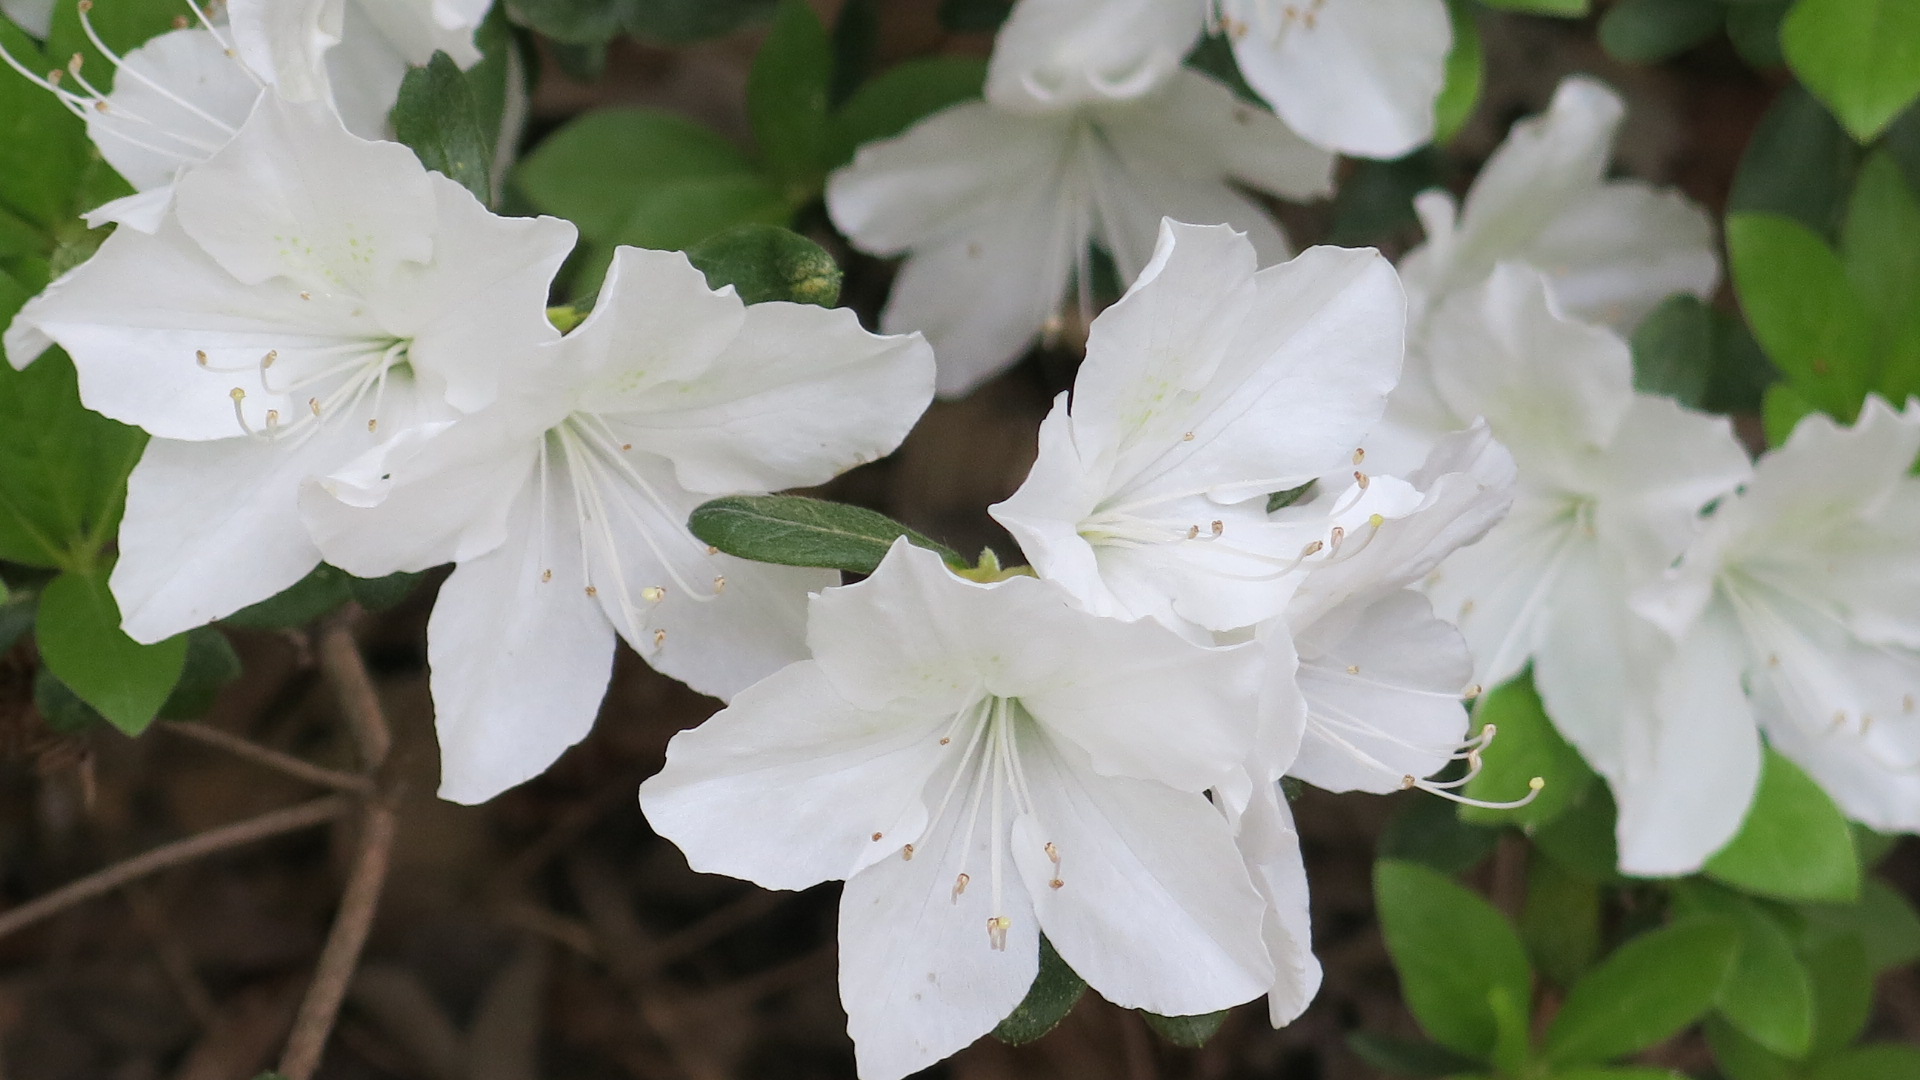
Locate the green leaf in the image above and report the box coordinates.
[828,56,987,168]
[1530,783,1621,882]
[1521,855,1602,988]
[1781,0,1920,142]
[1266,479,1318,513]
[34,666,108,734]
[937,0,1014,32]
[1476,0,1588,14]
[624,0,776,44]
[1380,791,1499,874]
[0,21,91,232]
[828,0,878,107]
[505,0,627,45]
[1542,917,1741,1067]
[1840,152,1920,379]
[748,0,833,191]
[46,0,182,94]
[1729,85,1862,239]
[1599,0,1723,64]
[1434,1,1482,143]
[606,172,791,253]
[1346,1030,1486,1077]
[1798,878,1920,972]
[0,349,146,570]
[1808,1045,1920,1080]
[1141,1010,1228,1048]
[1631,294,1716,408]
[1704,748,1860,903]
[1762,383,1819,447]
[1374,860,1532,1060]
[391,51,493,204]
[1801,930,1872,1058]
[220,564,416,628]
[688,495,962,575]
[686,224,842,306]
[1548,1070,1688,1080]
[1671,882,1814,1058]
[1487,981,1531,1077]
[1706,1017,1798,1080]
[514,108,768,239]
[1726,211,1876,418]
[157,627,242,721]
[991,937,1084,1045]
[1727,2,1791,69]
[1460,672,1595,828]
[35,568,188,735]
[0,593,33,654]
[1327,150,1442,248]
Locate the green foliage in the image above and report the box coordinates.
[1781,0,1920,142]
[222,565,422,630]
[1598,0,1723,64]
[1327,151,1442,248]
[688,495,963,575]
[749,0,834,193]
[1730,85,1862,239]
[1529,782,1621,882]
[1727,2,1791,69]
[506,0,774,46]
[1807,1045,1920,1080]
[1800,931,1872,1059]
[35,568,188,735]
[1379,791,1499,874]
[991,937,1084,1044]
[1520,855,1602,988]
[0,592,33,654]
[391,51,495,203]
[35,666,108,734]
[828,56,988,167]
[1631,295,1715,407]
[0,350,145,571]
[1141,1010,1229,1048]
[1374,860,1532,1059]
[1347,1029,1485,1077]
[686,224,842,307]
[158,627,243,721]
[938,0,1014,32]
[1542,917,1741,1067]
[1461,673,1595,827]
[46,0,182,95]
[1435,1,1483,143]
[1477,0,1589,15]
[1703,749,1860,903]
[1798,878,1920,972]
[1672,882,1816,1057]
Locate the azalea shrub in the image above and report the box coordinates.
[0,0,1918,1079]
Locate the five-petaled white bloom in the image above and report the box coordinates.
[1632,399,1920,861]
[826,76,1333,397]
[987,0,1452,159]
[303,246,935,803]
[1398,76,1719,335]
[3,95,576,643]
[1415,265,1752,873]
[640,539,1271,1080]
[990,220,1405,636]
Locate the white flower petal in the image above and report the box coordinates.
[86,29,260,201]
[427,465,618,804]
[1226,0,1450,158]
[1232,782,1321,1027]
[1012,727,1272,1016]
[986,0,1204,111]
[640,661,950,891]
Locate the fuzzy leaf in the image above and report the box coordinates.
[688,495,962,574]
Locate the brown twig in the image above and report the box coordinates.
[0,794,353,941]
[159,720,373,794]
[276,611,400,1080]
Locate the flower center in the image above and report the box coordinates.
[208,338,411,442]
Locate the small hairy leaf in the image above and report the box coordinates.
[687,225,842,306]
[1142,1009,1228,1048]
[689,495,961,575]
[391,51,494,203]
[991,937,1084,1045]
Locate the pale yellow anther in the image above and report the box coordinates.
[1186,525,1200,540]
[1355,471,1370,489]
[951,873,970,901]
[196,350,209,365]
[1353,447,1366,465]
[261,349,277,368]
[1182,431,1195,442]
[653,629,667,647]
[902,844,915,861]
[229,387,245,402]
[540,569,553,583]
[367,418,378,432]
[713,575,727,594]
[641,586,666,603]
[1346,664,1360,675]
[584,585,598,597]
[987,916,1012,951]
[1210,519,1224,536]
[1369,513,1385,528]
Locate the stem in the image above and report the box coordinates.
[159,720,373,794]
[0,795,353,941]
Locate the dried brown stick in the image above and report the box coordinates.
[0,794,353,941]
[277,799,398,1080]
[159,720,373,794]
[315,609,390,770]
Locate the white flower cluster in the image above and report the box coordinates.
[4,1,1917,1078]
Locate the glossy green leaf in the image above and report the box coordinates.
[0,21,92,233]
[221,564,417,629]
[0,349,145,570]
[828,0,878,107]
[1671,883,1815,1058]
[1631,294,1715,408]
[35,568,187,735]
[1706,1017,1797,1080]
[504,0,627,45]
[1798,878,1920,972]
[748,0,833,190]
[391,51,493,203]
[1142,1009,1228,1048]
[1266,479,1318,514]
[829,55,987,168]
[1381,792,1499,874]
[1704,748,1860,903]
[1477,0,1588,15]
[1808,1045,1920,1080]
[1599,0,1723,64]
[686,223,842,306]
[1727,211,1875,418]
[688,495,962,575]
[1327,150,1441,248]
[515,109,768,240]
[1727,2,1790,68]
[1801,930,1872,1058]
[1729,85,1861,239]
[1521,854,1602,988]
[1375,859,1532,1059]
[1543,917,1741,1067]
[1782,0,1920,142]
[1434,0,1482,143]
[1841,153,1920,382]
[1530,783,1621,881]
[1460,672,1595,828]
[991,937,1084,1045]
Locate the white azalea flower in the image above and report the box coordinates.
[1224,777,1319,1027]
[1414,264,1752,873]
[825,76,1334,397]
[986,0,1450,158]
[989,220,1404,635]
[640,540,1272,1080]
[1399,76,1719,334]
[302,246,935,803]
[2,95,576,642]
[1635,398,1920,845]
[1213,0,1451,159]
